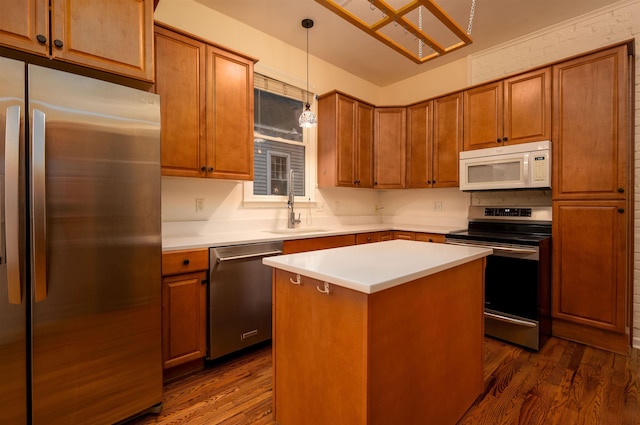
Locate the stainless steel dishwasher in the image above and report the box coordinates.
[208,241,283,360]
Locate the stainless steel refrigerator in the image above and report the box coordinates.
[0,57,163,424]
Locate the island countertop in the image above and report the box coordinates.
[263,239,492,294]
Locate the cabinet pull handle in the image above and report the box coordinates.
[36,34,47,44]
[618,208,625,213]
[317,282,330,294]
[290,274,301,285]
[53,39,63,48]
[183,259,190,265]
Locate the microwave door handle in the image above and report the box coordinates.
[4,105,21,304]
[523,152,530,187]
[31,109,47,302]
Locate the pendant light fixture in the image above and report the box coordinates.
[298,18,317,128]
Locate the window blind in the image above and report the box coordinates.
[254,73,314,104]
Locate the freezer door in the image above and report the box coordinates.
[28,65,163,424]
[0,56,27,425]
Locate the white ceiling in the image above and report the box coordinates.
[194,0,623,86]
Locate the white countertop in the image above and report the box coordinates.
[162,223,466,251]
[262,239,492,294]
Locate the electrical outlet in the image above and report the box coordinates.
[195,198,205,212]
[433,201,443,211]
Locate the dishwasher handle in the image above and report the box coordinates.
[216,250,282,263]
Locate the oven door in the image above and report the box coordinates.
[446,240,542,350]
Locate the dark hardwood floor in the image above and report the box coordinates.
[127,337,640,425]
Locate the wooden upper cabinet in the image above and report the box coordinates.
[318,92,374,188]
[205,45,254,180]
[0,0,154,81]
[406,100,433,188]
[374,107,406,189]
[463,68,551,151]
[432,92,463,187]
[154,24,256,180]
[0,0,48,56]
[154,25,206,177]
[552,45,628,200]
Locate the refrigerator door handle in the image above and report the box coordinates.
[5,105,21,304]
[32,108,47,302]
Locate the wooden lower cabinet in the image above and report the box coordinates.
[551,201,629,354]
[356,231,393,244]
[393,230,415,240]
[282,234,355,254]
[161,249,209,369]
[415,232,446,243]
[272,261,484,425]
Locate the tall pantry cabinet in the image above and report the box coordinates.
[551,44,632,355]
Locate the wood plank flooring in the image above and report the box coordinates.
[126,337,640,425]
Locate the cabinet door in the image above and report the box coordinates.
[0,0,48,56]
[273,270,367,425]
[162,271,208,368]
[503,67,551,145]
[406,101,433,188]
[51,0,154,81]
[282,234,355,254]
[374,107,406,189]
[552,46,628,200]
[336,94,357,186]
[154,26,207,177]
[552,201,628,353]
[355,102,374,188]
[432,92,462,188]
[206,45,254,180]
[463,81,503,151]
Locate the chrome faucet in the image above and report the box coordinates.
[287,169,301,228]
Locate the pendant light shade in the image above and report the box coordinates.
[299,18,317,128]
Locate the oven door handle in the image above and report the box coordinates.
[446,241,537,254]
[484,311,537,328]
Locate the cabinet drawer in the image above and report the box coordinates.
[162,249,209,275]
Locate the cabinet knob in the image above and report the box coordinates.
[201,166,206,172]
[367,237,372,241]
[497,138,502,143]
[502,137,508,142]
[208,167,214,172]
[428,238,433,242]
[182,259,190,265]
[432,180,436,184]
[618,208,625,213]
[36,34,47,44]
[617,188,625,193]
[374,181,378,186]
[201,280,207,285]
[53,39,63,48]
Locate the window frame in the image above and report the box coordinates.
[243,69,317,208]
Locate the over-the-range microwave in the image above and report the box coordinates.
[459,140,551,191]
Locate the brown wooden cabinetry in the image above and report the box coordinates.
[550,44,631,354]
[393,230,415,240]
[154,24,256,180]
[317,91,374,188]
[356,231,393,244]
[272,261,484,424]
[0,0,154,81]
[374,107,406,189]
[161,249,209,369]
[415,233,446,243]
[283,234,355,254]
[407,93,463,188]
[463,67,551,151]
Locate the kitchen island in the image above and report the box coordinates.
[263,240,492,425]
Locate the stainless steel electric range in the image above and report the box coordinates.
[446,206,552,351]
